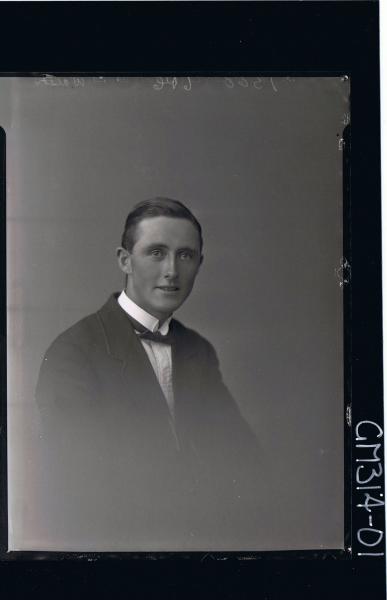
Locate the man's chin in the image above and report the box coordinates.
[155,301,182,314]
[150,297,185,317]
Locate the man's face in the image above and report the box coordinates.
[118,216,202,321]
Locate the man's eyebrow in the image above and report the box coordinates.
[144,243,198,253]
[177,247,198,254]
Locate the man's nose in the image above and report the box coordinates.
[164,254,178,279]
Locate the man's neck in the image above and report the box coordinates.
[117,291,172,334]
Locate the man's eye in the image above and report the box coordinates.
[150,249,164,258]
[179,252,193,261]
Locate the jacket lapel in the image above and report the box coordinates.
[171,320,198,399]
[96,294,171,420]
[170,320,204,450]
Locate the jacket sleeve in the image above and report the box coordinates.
[36,338,97,409]
[32,337,109,543]
[34,336,101,468]
[191,339,271,531]
[202,340,260,449]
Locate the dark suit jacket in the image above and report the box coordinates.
[34,294,262,550]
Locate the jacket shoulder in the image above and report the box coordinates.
[172,319,216,355]
[44,311,104,356]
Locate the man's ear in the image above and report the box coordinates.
[116,247,132,275]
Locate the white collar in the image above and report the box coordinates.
[117,291,172,335]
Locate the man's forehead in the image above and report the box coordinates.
[135,216,200,245]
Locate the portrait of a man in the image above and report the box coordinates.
[34,197,263,550]
[4,76,346,551]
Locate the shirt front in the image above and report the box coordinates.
[117,291,175,421]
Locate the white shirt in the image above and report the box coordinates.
[117,291,175,421]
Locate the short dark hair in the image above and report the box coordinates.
[121,197,203,252]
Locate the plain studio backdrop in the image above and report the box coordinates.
[2,76,347,550]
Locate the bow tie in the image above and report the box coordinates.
[124,312,174,345]
[138,329,175,345]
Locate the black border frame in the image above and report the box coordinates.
[0,2,384,598]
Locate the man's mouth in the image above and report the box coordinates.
[157,286,180,292]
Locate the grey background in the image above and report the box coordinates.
[3,76,348,550]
